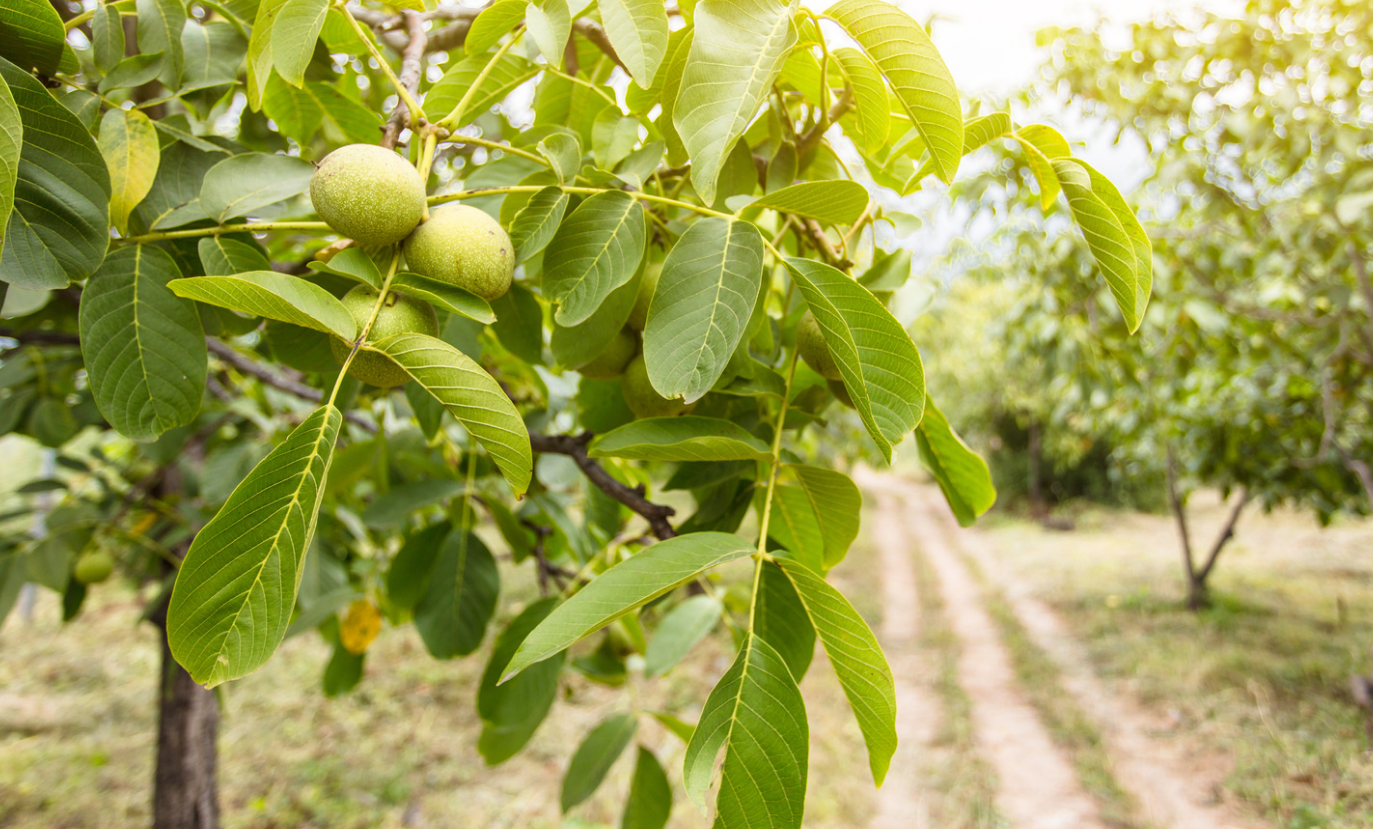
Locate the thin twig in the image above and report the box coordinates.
[206,339,377,432]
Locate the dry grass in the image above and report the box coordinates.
[977,493,1373,829]
[0,554,875,829]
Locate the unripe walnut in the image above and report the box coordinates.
[330,285,439,388]
[796,312,842,380]
[621,355,692,418]
[403,205,515,301]
[310,144,426,248]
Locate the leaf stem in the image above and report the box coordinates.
[329,250,402,407]
[436,31,522,130]
[746,345,801,629]
[540,64,618,108]
[120,222,332,243]
[443,133,549,167]
[336,1,426,126]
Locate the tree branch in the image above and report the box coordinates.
[205,339,378,432]
[1165,444,1195,578]
[380,11,428,150]
[796,83,853,157]
[527,431,677,539]
[1196,488,1251,582]
[572,18,627,73]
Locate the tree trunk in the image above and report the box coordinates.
[148,466,220,829]
[1027,420,1045,518]
[1185,573,1209,612]
[151,609,221,829]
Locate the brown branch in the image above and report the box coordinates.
[206,339,378,432]
[796,83,853,157]
[1195,489,1251,582]
[350,3,478,53]
[572,18,627,73]
[380,11,428,149]
[527,431,676,539]
[0,328,80,345]
[1165,444,1194,579]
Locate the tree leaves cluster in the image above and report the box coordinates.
[0,0,1146,823]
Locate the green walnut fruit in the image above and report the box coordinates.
[579,329,638,380]
[74,551,114,585]
[621,355,691,418]
[827,379,855,409]
[403,204,514,301]
[330,285,439,388]
[310,144,427,248]
[626,262,662,331]
[796,312,842,380]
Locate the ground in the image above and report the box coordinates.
[1,475,1370,828]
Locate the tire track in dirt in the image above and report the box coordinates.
[886,474,1107,829]
[943,492,1271,829]
[866,485,943,829]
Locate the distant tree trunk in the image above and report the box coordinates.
[1165,446,1250,611]
[1027,420,1045,518]
[148,470,220,829]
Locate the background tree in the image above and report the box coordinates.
[921,0,1372,608]
[0,0,1149,825]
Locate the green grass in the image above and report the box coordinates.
[981,494,1373,829]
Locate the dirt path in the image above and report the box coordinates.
[877,474,1108,829]
[947,495,1270,829]
[867,488,944,829]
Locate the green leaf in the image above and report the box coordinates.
[168,405,342,687]
[622,747,672,829]
[644,594,721,677]
[1079,159,1153,326]
[509,185,569,264]
[137,0,187,86]
[386,521,449,609]
[322,641,364,696]
[79,245,206,441]
[262,76,382,147]
[537,132,582,184]
[1012,123,1070,210]
[592,110,640,170]
[590,416,773,462]
[542,190,646,326]
[644,217,764,403]
[392,272,495,323]
[426,49,538,128]
[490,281,545,364]
[478,596,564,764]
[550,256,643,369]
[308,246,380,287]
[826,0,962,184]
[91,4,126,74]
[414,529,499,658]
[650,26,692,165]
[502,532,754,680]
[562,714,638,812]
[785,257,925,463]
[1052,158,1150,333]
[246,0,288,109]
[369,333,533,497]
[788,464,860,570]
[683,632,807,828]
[912,111,1010,182]
[361,479,466,528]
[466,0,528,55]
[199,237,271,275]
[271,0,328,86]
[748,180,869,227]
[97,52,165,94]
[767,485,825,573]
[776,557,895,786]
[673,0,796,204]
[754,561,815,681]
[168,271,355,339]
[598,0,670,87]
[915,397,995,527]
[0,57,111,289]
[526,0,571,64]
[0,76,19,259]
[199,152,314,222]
[0,0,66,75]
[832,47,888,155]
[98,108,160,235]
